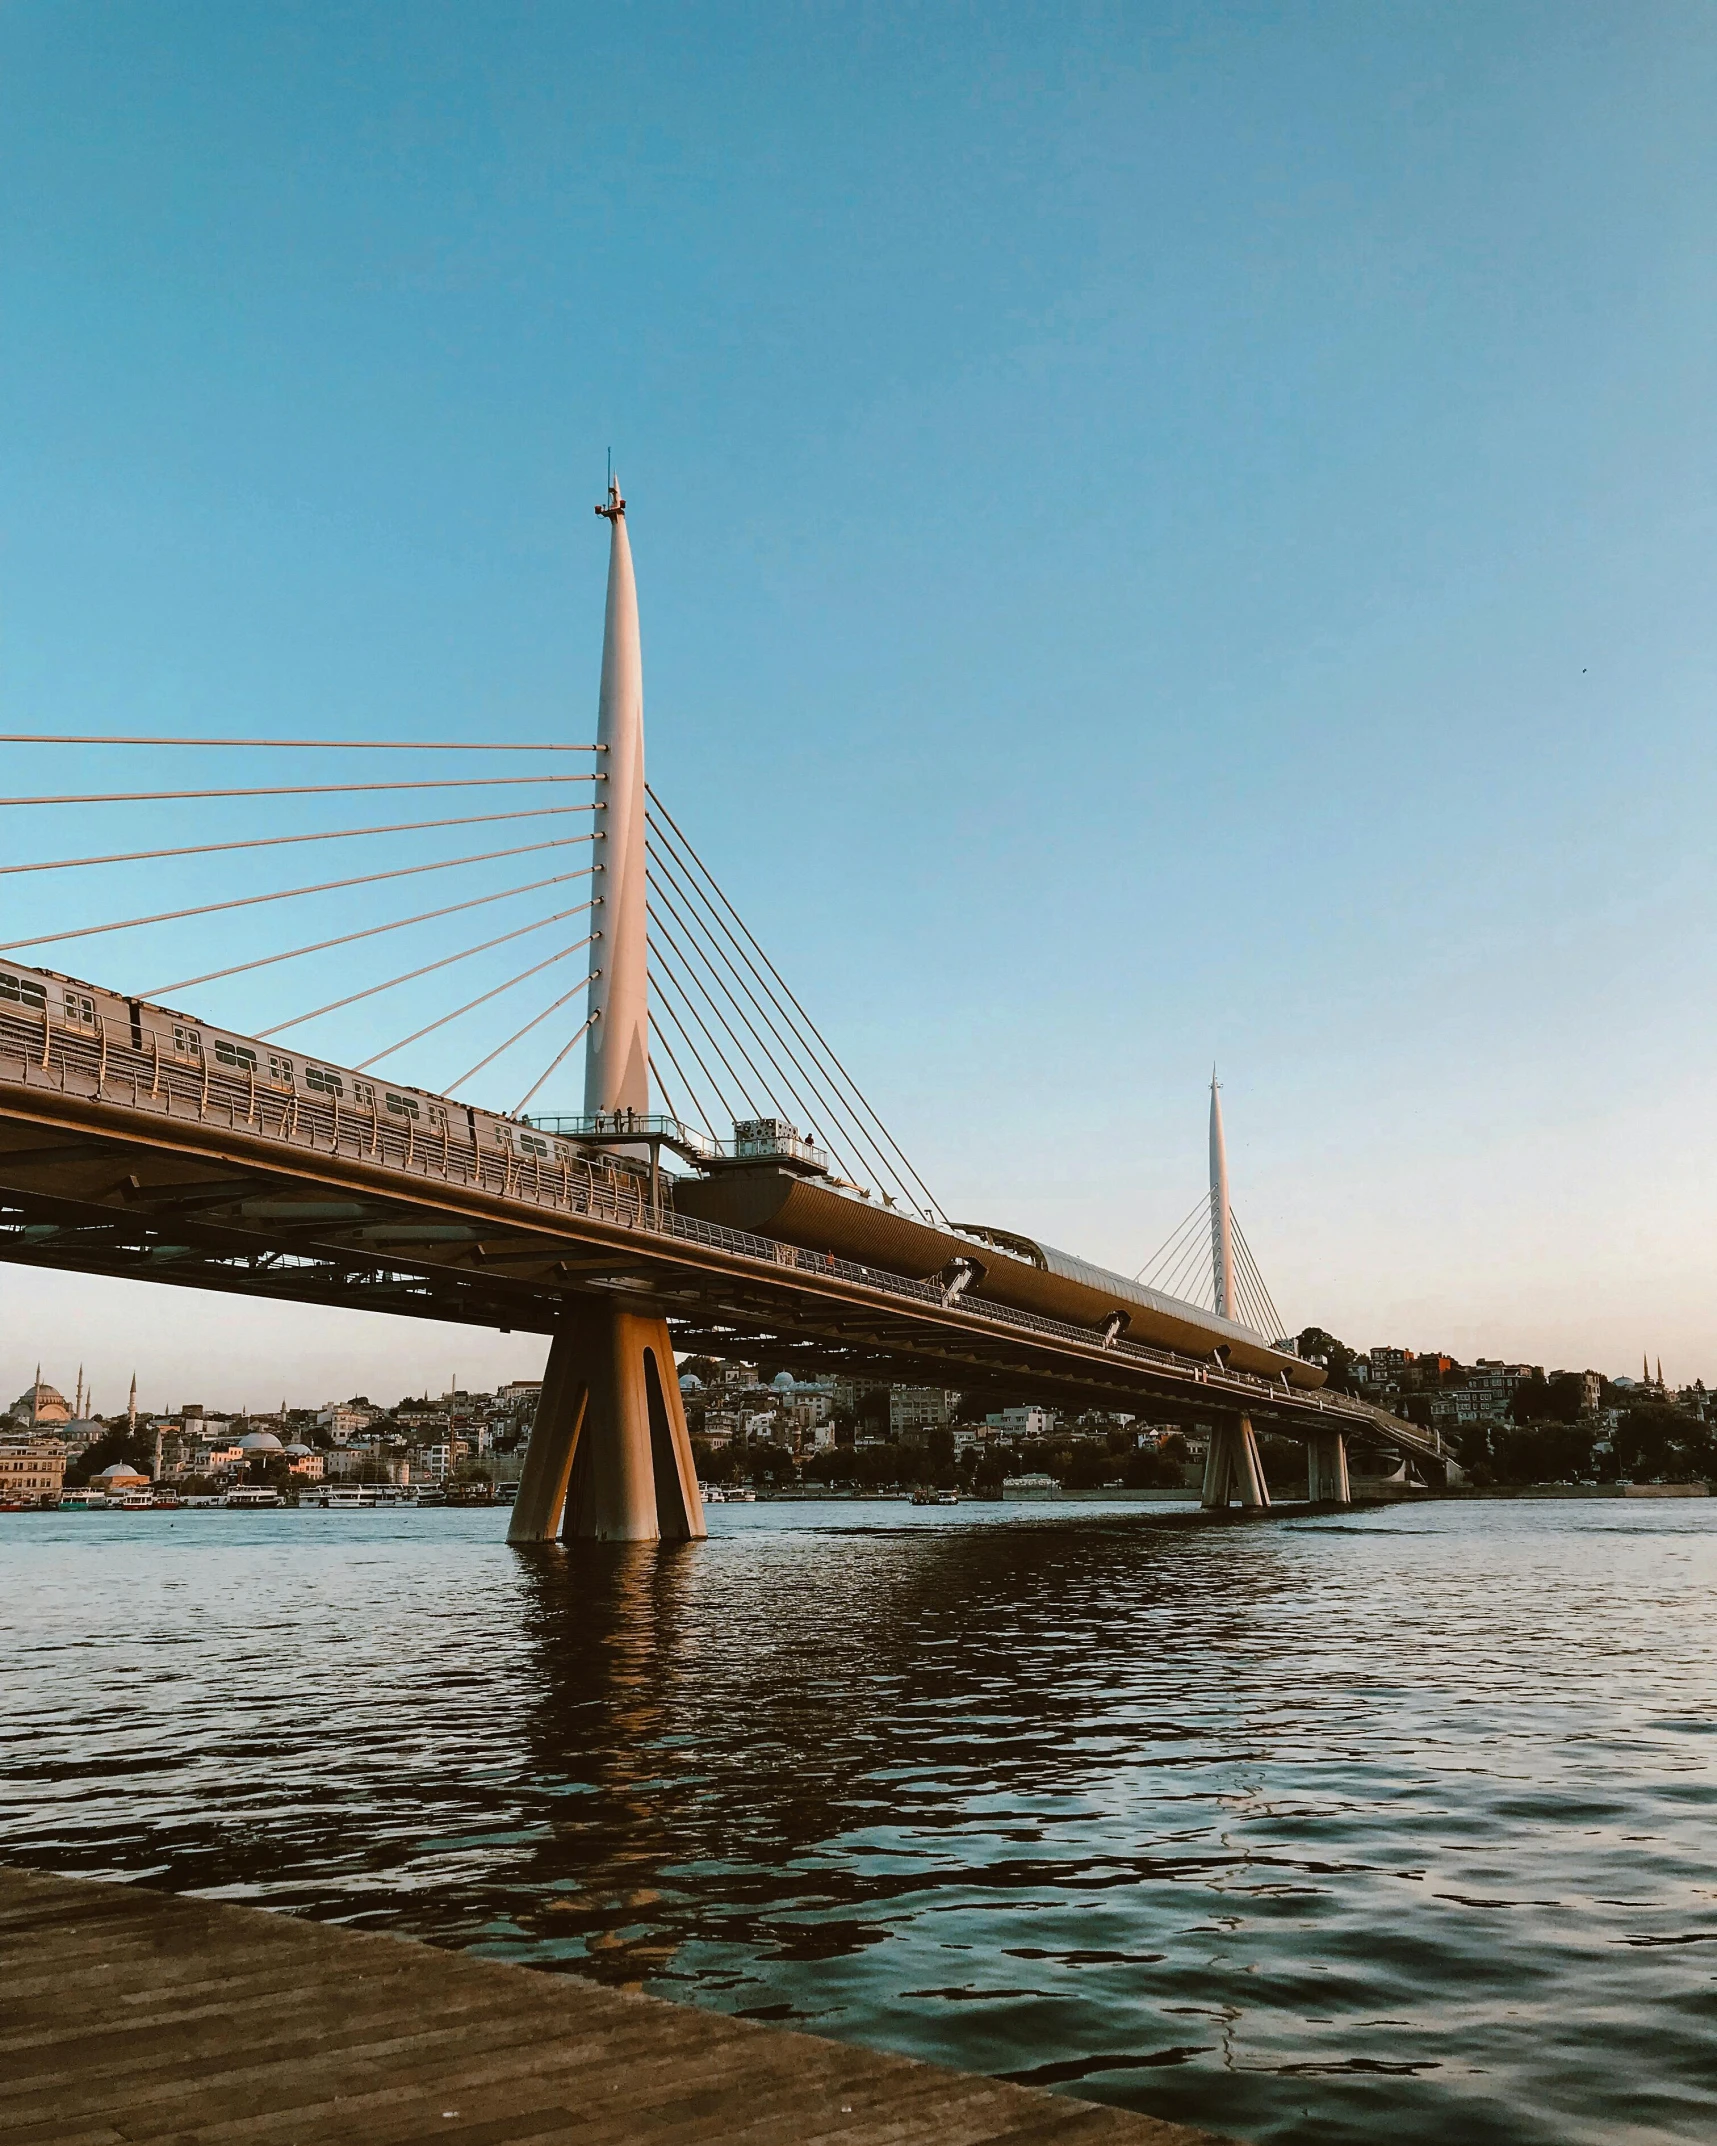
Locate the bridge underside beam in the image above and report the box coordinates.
[0,1102,1437,1460]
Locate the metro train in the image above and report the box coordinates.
[0,957,596,1173]
[0,956,1322,1388]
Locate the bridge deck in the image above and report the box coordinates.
[0,1001,1439,1459]
[0,1865,1227,2146]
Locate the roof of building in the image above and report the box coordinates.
[236,1430,284,1453]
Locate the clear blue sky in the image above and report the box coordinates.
[4,2,1715,1411]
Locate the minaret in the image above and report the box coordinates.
[127,1374,138,1435]
[1209,1070,1236,1320]
[1657,1356,1666,1392]
[1643,1351,1651,1384]
[30,1363,40,1428]
[584,473,650,1119]
[74,1366,84,1418]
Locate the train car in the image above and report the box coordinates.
[0,958,601,1182]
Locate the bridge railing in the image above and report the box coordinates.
[0,1003,1437,1455]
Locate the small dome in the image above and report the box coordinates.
[237,1430,284,1453]
[95,1460,147,1480]
[281,1442,315,1457]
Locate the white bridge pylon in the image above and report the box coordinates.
[510,477,705,1548]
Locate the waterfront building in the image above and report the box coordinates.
[889,1387,954,1437]
[90,1459,149,1496]
[0,1437,66,1505]
[316,1403,376,1443]
[985,1405,1056,1440]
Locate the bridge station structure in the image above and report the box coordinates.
[0,483,1442,1534]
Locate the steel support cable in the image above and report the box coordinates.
[1159,1242,1209,1305]
[0,804,582,878]
[1136,1195,1210,1283]
[645,799,916,1202]
[448,975,600,1092]
[644,847,889,1202]
[3,775,596,809]
[258,900,597,1038]
[513,1016,599,1116]
[0,733,599,751]
[353,938,597,1071]
[1137,1204,1209,1284]
[1233,1230,1281,1341]
[647,820,917,1213]
[649,1036,719,1144]
[149,865,599,996]
[0,833,593,955]
[647,936,767,1119]
[1228,1260,1264,1337]
[1160,1234,1215,1309]
[644,869,868,1191]
[649,974,743,1130]
[1234,1220,1286,1341]
[646,791,943,1221]
[1230,1227,1267,1329]
[1156,1203,1219,1308]
[645,909,791,1128]
[645,789,944,1223]
[643,1051,692,1138]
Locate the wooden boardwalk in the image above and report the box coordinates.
[0,1866,1231,2146]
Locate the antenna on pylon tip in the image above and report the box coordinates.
[596,452,625,521]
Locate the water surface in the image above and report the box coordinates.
[2,1497,1713,2144]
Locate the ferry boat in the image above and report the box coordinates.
[700,1485,726,1503]
[224,1486,284,1509]
[299,1484,417,1509]
[910,1488,960,1506]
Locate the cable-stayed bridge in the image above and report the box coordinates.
[0,480,1443,1535]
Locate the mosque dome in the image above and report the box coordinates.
[11,1380,69,1423]
[237,1430,285,1454]
[281,1442,315,1458]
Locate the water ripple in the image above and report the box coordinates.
[2,1498,1715,2145]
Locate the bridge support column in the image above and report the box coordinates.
[1306,1428,1351,1506]
[507,1304,706,1544]
[1201,1413,1271,1511]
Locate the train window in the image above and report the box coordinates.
[172,1025,203,1061]
[428,1105,446,1132]
[63,992,96,1026]
[214,1040,258,1073]
[518,1132,550,1159]
[353,1081,375,1108]
[0,972,46,1011]
[305,1066,343,1098]
[385,1093,420,1120]
[266,1054,293,1085]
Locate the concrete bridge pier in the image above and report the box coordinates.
[507,1303,706,1543]
[1201,1413,1271,1510]
[1306,1428,1352,1505]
